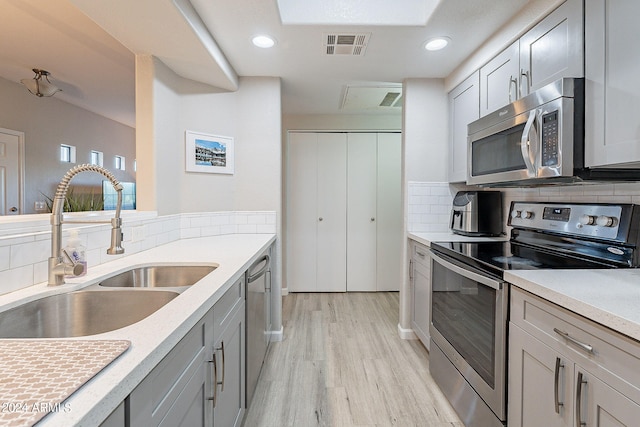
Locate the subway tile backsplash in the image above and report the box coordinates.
[0,211,276,296]
[408,180,640,234]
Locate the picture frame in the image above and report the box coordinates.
[185,130,234,174]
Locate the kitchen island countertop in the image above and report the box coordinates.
[0,233,275,427]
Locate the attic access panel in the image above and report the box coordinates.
[341,85,403,111]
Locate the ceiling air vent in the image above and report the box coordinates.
[324,33,370,56]
[379,92,401,107]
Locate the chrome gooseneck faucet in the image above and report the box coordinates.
[48,164,125,286]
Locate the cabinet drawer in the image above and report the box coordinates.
[213,278,244,339]
[412,242,430,267]
[129,312,210,427]
[511,287,640,395]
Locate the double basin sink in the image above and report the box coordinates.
[0,265,216,339]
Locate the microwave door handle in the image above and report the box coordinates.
[521,110,537,177]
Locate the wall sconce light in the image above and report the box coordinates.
[20,68,61,97]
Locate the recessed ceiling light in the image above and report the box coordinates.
[252,35,276,48]
[424,37,450,51]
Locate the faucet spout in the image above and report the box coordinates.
[48,164,125,286]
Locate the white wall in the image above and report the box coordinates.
[283,114,401,132]
[136,57,281,216]
[403,79,448,182]
[0,76,135,213]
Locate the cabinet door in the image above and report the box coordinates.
[577,367,640,427]
[519,0,583,96]
[347,133,377,292]
[376,133,402,292]
[410,246,430,349]
[213,304,245,427]
[508,324,572,427]
[287,132,318,292]
[480,40,520,116]
[448,71,479,183]
[316,133,347,292]
[585,0,640,167]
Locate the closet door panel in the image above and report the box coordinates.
[376,133,402,291]
[347,133,378,292]
[287,133,318,292]
[317,133,347,292]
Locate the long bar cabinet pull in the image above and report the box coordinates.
[554,357,564,414]
[576,372,587,427]
[218,341,226,391]
[553,328,594,354]
[208,352,218,407]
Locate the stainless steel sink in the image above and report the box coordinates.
[0,290,179,338]
[98,265,216,288]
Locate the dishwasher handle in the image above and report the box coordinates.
[248,254,271,283]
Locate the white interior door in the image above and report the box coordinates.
[0,128,24,215]
[287,132,318,292]
[316,133,347,292]
[347,133,377,292]
[376,133,402,291]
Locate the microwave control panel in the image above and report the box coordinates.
[541,111,559,167]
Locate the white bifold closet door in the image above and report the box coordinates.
[287,132,347,292]
[287,131,401,293]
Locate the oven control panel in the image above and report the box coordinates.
[508,202,625,240]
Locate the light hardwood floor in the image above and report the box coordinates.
[243,292,463,427]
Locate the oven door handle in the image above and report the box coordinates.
[430,250,504,291]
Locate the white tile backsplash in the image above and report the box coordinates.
[0,211,277,296]
[407,181,640,234]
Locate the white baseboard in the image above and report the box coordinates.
[281,287,289,296]
[269,326,284,342]
[397,323,417,340]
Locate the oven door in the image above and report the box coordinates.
[429,249,508,421]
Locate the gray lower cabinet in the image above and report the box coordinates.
[509,287,640,427]
[128,278,245,427]
[409,241,430,350]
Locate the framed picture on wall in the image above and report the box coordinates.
[185,130,234,174]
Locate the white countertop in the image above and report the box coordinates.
[506,269,640,343]
[0,233,275,427]
[408,231,508,247]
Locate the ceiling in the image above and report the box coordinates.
[0,0,534,127]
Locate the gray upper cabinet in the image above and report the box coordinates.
[480,40,520,117]
[448,71,479,183]
[519,0,584,97]
[585,0,640,168]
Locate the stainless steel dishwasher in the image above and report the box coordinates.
[246,250,271,407]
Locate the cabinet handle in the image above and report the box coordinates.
[370,217,375,222]
[409,259,413,281]
[208,352,218,407]
[520,69,531,94]
[576,372,587,427]
[553,328,594,354]
[554,357,564,414]
[509,76,518,102]
[415,251,426,258]
[318,217,323,222]
[218,342,225,392]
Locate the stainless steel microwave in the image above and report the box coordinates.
[467,78,640,186]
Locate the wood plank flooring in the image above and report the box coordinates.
[243,292,463,427]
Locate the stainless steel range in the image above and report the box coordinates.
[429,201,640,427]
